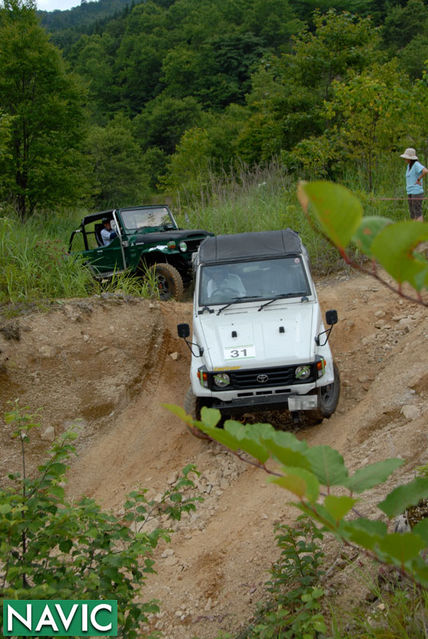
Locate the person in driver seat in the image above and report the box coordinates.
[100,218,117,246]
[207,268,246,299]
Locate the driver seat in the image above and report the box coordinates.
[94,223,104,247]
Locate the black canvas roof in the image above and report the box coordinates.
[198,229,303,264]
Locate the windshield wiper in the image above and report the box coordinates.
[258,293,308,311]
[217,296,261,316]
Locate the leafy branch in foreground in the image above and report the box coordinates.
[166,404,428,588]
[0,403,202,639]
[297,181,428,305]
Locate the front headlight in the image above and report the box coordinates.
[179,241,187,252]
[295,365,311,380]
[213,373,230,388]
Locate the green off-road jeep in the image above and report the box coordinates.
[68,205,213,299]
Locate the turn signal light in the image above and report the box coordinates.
[316,358,326,377]
[197,369,208,388]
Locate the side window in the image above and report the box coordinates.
[84,224,100,250]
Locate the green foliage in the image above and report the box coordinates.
[0,0,89,219]
[237,9,381,168]
[39,0,134,40]
[324,61,417,189]
[133,95,203,155]
[0,214,94,304]
[234,517,327,639]
[167,405,428,586]
[172,165,340,274]
[298,181,363,249]
[0,402,201,639]
[339,586,428,638]
[0,209,162,304]
[4,0,426,209]
[298,180,428,294]
[163,105,248,197]
[100,266,161,300]
[86,113,150,208]
[382,0,428,52]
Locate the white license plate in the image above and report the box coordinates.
[288,395,318,411]
[224,345,256,360]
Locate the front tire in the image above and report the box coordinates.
[154,263,184,300]
[309,362,341,423]
[183,386,211,440]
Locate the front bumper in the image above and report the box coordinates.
[210,390,318,413]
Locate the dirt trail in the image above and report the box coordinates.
[0,274,427,638]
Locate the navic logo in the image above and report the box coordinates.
[3,600,117,636]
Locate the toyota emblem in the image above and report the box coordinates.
[257,374,269,384]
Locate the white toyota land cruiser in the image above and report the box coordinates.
[177,229,340,430]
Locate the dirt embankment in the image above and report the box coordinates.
[0,275,427,639]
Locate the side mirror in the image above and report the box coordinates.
[316,310,338,347]
[326,309,338,325]
[177,323,203,357]
[177,323,190,339]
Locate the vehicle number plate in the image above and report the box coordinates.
[224,345,256,360]
[288,395,318,411]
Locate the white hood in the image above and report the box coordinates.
[196,301,319,370]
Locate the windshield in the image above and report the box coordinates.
[120,207,176,232]
[199,256,311,306]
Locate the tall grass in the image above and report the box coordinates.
[0,213,94,304]
[0,161,413,304]
[0,208,164,306]
[174,161,411,274]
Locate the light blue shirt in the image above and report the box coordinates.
[406,161,425,195]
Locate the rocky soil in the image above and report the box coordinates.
[0,273,427,638]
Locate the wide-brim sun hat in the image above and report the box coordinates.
[400,147,418,160]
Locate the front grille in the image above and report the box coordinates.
[211,364,316,391]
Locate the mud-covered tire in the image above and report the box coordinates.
[183,386,211,440]
[154,263,184,300]
[309,362,341,423]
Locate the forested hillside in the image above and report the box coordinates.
[38,0,138,49]
[0,0,427,217]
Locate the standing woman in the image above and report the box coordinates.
[400,147,428,221]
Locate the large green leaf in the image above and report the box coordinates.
[344,458,403,494]
[410,558,428,587]
[343,518,387,550]
[413,518,428,545]
[270,467,319,502]
[352,216,393,257]
[164,404,240,449]
[261,430,310,467]
[264,430,309,451]
[298,181,363,249]
[324,495,358,522]
[371,221,428,291]
[163,403,194,425]
[244,422,277,440]
[200,406,222,428]
[378,478,428,517]
[295,501,336,529]
[376,533,426,565]
[305,446,349,487]
[224,421,270,463]
[197,423,240,450]
[262,442,312,470]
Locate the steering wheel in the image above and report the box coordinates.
[222,287,240,297]
[209,287,239,302]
